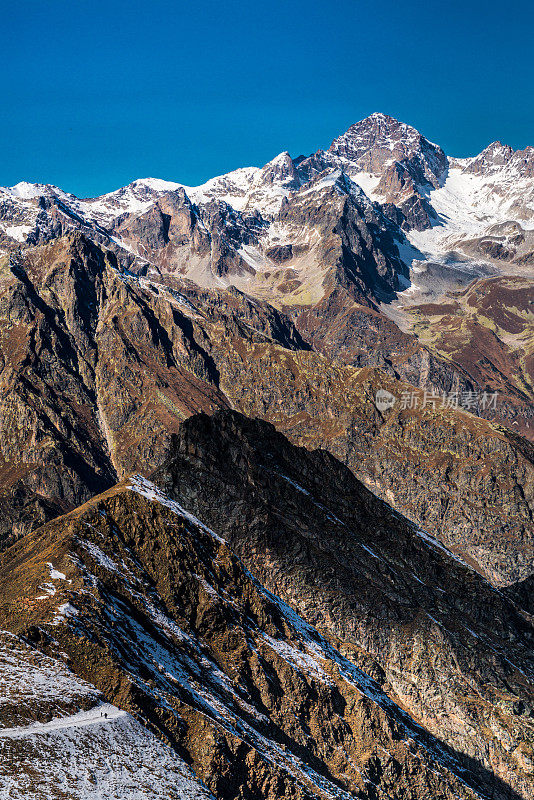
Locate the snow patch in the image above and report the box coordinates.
[53,602,79,625]
[3,223,32,241]
[48,562,66,581]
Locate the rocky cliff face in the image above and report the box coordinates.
[324,112,447,231]
[0,419,532,798]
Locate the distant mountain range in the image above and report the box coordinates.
[1,112,533,438]
[0,114,533,799]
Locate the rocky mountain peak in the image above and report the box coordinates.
[258,150,300,188]
[335,111,421,145]
[485,140,514,157]
[463,140,534,178]
[328,112,447,186]
[465,140,514,170]
[4,181,62,200]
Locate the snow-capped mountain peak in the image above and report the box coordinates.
[131,177,182,192]
[258,151,300,188]
[327,113,448,189]
[460,139,534,179]
[4,180,79,201]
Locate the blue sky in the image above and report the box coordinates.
[0,0,532,196]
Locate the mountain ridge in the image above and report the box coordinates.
[2,112,530,203]
[1,411,532,798]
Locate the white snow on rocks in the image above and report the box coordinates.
[407,162,534,262]
[0,707,214,799]
[3,223,32,241]
[79,541,129,577]
[7,181,50,199]
[0,631,214,798]
[351,170,383,200]
[47,562,67,581]
[53,601,79,625]
[0,631,97,711]
[35,563,68,598]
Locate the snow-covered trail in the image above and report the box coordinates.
[0,703,125,739]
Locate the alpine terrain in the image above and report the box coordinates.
[0,114,533,799]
